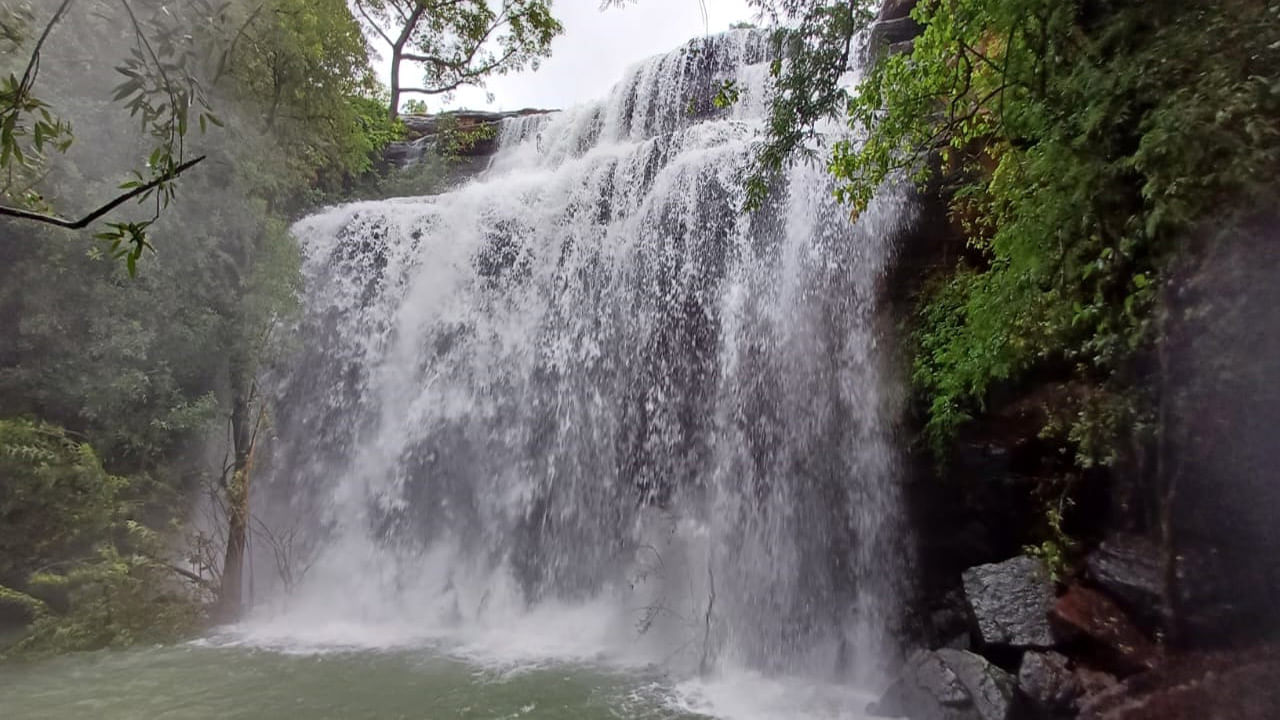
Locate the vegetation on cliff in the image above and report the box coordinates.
[839,0,1279,461]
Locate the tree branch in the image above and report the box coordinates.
[396,2,428,49]
[400,52,454,67]
[161,560,215,588]
[18,0,76,97]
[214,2,267,83]
[398,85,465,96]
[353,0,394,47]
[0,155,205,230]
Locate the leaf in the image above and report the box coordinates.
[112,80,141,102]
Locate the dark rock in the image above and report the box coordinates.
[869,649,1017,720]
[1174,545,1243,643]
[1078,645,1280,720]
[963,556,1055,648]
[1085,535,1165,627]
[399,108,554,140]
[1050,585,1159,676]
[888,39,916,56]
[928,589,973,650]
[869,15,923,49]
[1073,666,1121,703]
[1019,651,1081,716]
[877,0,918,22]
[1087,535,1250,643]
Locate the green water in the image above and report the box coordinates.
[0,644,705,720]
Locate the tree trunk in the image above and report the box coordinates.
[218,368,254,621]
[389,51,402,121]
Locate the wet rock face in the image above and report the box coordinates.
[877,0,918,21]
[929,589,974,650]
[1078,645,1280,720]
[1085,536,1165,629]
[1050,585,1160,676]
[963,556,1056,648]
[869,0,923,59]
[869,648,1018,720]
[1019,651,1082,717]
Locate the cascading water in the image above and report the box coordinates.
[248,28,914,707]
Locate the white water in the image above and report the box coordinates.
[244,30,914,719]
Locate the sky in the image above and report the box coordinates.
[377,0,757,112]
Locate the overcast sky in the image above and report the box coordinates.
[377,0,757,112]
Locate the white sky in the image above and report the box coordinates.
[376,0,757,112]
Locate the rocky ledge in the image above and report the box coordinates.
[384,108,558,169]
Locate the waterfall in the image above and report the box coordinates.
[252,29,913,689]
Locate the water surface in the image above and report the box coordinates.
[0,643,699,720]
[0,640,879,720]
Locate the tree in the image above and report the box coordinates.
[352,0,562,120]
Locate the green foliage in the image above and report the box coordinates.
[836,0,1280,461]
[1022,493,1077,582]
[0,3,75,205]
[0,0,221,270]
[742,0,878,209]
[746,0,1279,490]
[13,543,205,655]
[0,419,122,585]
[432,114,496,158]
[342,115,496,201]
[219,0,403,197]
[0,419,204,655]
[712,79,740,109]
[0,0,419,654]
[354,0,563,118]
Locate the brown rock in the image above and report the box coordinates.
[1079,646,1280,720]
[1051,585,1160,676]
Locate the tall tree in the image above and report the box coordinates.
[352,0,562,119]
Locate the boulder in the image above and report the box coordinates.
[869,649,1017,720]
[869,15,923,49]
[1050,585,1159,676]
[962,556,1055,648]
[1085,535,1165,627]
[877,0,918,22]
[1018,650,1081,716]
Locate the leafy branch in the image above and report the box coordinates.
[0,0,220,274]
